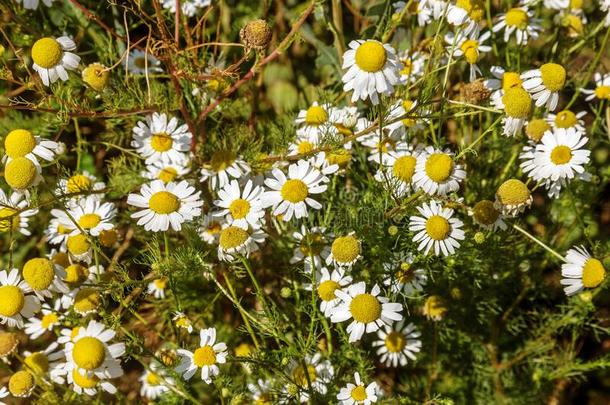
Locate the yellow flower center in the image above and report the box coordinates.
[5,157,37,190]
[502,72,523,92]
[456,0,485,20]
[229,198,251,219]
[396,265,415,283]
[24,352,49,375]
[317,280,340,302]
[22,257,55,291]
[401,99,416,127]
[82,63,109,91]
[0,207,20,233]
[99,229,119,247]
[496,179,530,205]
[400,59,413,76]
[234,342,253,357]
[41,312,59,329]
[219,226,249,249]
[305,105,328,126]
[52,251,70,268]
[594,85,610,100]
[73,336,106,370]
[73,288,101,314]
[193,345,216,367]
[0,331,19,357]
[326,149,351,167]
[210,150,236,172]
[9,370,34,397]
[70,327,81,341]
[425,215,451,241]
[78,213,101,230]
[281,179,308,203]
[64,264,89,285]
[540,63,566,92]
[550,145,572,165]
[31,37,62,69]
[392,155,417,182]
[385,331,406,353]
[472,200,500,226]
[175,315,191,329]
[67,174,92,193]
[351,385,368,402]
[525,119,551,142]
[460,39,480,65]
[561,14,584,35]
[570,0,583,8]
[299,232,325,256]
[150,133,173,152]
[153,277,168,289]
[582,258,606,288]
[157,166,178,183]
[424,295,447,319]
[350,293,381,323]
[297,140,315,154]
[331,235,360,264]
[5,129,36,158]
[502,87,532,118]
[149,191,180,214]
[554,110,578,128]
[0,285,25,317]
[293,364,317,387]
[146,372,161,386]
[425,153,453,183]
[354,41,387,73]
[505,8,528,29]
[72,369,99,388]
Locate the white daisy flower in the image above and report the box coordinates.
[147,278,168,299]
[16,0,54,9]
[561,246,606,296]
[492,6,541,45]
[288,132,320,156]
[132,112,192,165]
[56,360,119,396]
[56,171,106,203]
[469,200,507,231]
[24,307,62,339]
[485,66,524,108]
[521,63,567,111]
[375,144,420,197]
[286,353,334,402]
[413,146,466,196]
[307,151,340,179]
[309,267,352,317]
[580,72,610,101]
[139,363,173,400]
[3,156,42,192]
[294,102,338,139]
[200,151,251,190]
[341,39,402,105]
[372,321,422,367]
[125,49,163,74]
[0,189,38,236]
[500,87,533,136]
[556,12,586,38]
[359,133,407,164]
[397,50,427,84]
[217,224,266,262]
[0,269,41,328]
[446,0,485,35]
[214,179,265,230]
[21,257,69,300]
[329,105,360,135]
[423,295,448,321]
[337,372,379,405]
[409,200,465,256]
[31,36,80,86]
[175,327,228,383]
[52,196,116,237]
[161,0,211,16]
[198,212,224,245]
[57,325,83,345]
[262,160,328,221]
[546,109,587,134]
[3,129,60,166]
[330,282,403,342]
[142,160,191,184]
[173,311,194,333]
[248,379,274,404]
[446,30,491,82]
[494,178,533,217]
[127,180,203,232]
[290,225,332,272]
[22,341,64,379]
[382,253,427,295]
[393,0,433,26]
[326,233,362,268]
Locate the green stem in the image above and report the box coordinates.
[513,224,565,262]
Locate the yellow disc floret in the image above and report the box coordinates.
[78,213,101,230]
[73,288,100,314]
[393,155,417,182]
[550,145,572,165]
[72,369,99,388]
[99,229,119,247]
[317,280,340,302]
[150,133,173,152]
[64,264,89,285]
[229,199,251,219]
[219,226,249,250]
[472,200,500,226]
[0,285,25,317]
[0,331,19,358]
[8,370,35,397]
[350,293,381,323]
[31,37,62,69]
[355,41,387,73]
[193,345,216,367]
[149,191,180,214]
[281,179,308,203]
[73,336,106,370]
[456,0,485,21]
[525,119,551,142]
[425,215,451,241]
[351,385,368,402]
[158,167,178,183]
[41,312,59,329]
[66,174,92,193]
[496,179,530,206]
[459,39,480,64]
[385,331,406,353]
[5,157,37,190]
[553,110,578,129]
[425,153,454,183]
[5,129,36,158]
[582,258,606,288]
[210,151,236,172]
[503,87,531,118]
[293,364,317,387]
[594,85,610,100]
[82,63,109,91]
[502,72,523,91]
[331,235,360,264]
[67,234,90,256]
[540,63,566,92]
[505,8,528,29]
[423,295,447,320]
[0,207,20,233]
[305,105,328,126]
[24,352,49,375]
[23,258,55,291]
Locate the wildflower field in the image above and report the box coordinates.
[1,0,610,403]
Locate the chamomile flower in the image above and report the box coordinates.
[56,171,106,202]
[214,179,265,229]
[0,189,38,236]
[521,63,567,110]
[561,246,606,295]
[58,360,120,396]
[198,212,224,244]
[373,321,422,367]
[580,72,610,101]
[360,134,406,164]
[65,233,94,263]
[63,320,125,379]
[127,180,203,232]
[341,40,402,105]
[0,269,41,328]
[24,307,62,339]
[262,160,328,221]
[423,295,448,321]
[52,196,116,237]
[494,178,533,216]
[375,145,420,197]
[161,0,211,16]
[173,311,194,333]
[288,132,319,156]
[330,282,403,342]
[326,233,362,268]
[57,326,82,345]
[22,342,63,379]
[382,253,427,295]
[546,109,587,134]
[175,327,228,383]
[31,36,80,86]
[142,160,191,184]
[217,224,266,262]
[3,129,60,165]
[248,379,274,404]
[125,49,162,74]
[290,226,332,271]
[485,66,524,107]
[556,11,586,38]
[132,113,192,165]
[470,200,507,231]
[16,0,53,9]
[329,106,360,135]
[393,0,433,26]
[409,200,465,256]
[7,370,35,398]
[311,267,352,317]
[21,257,69,299]
[287,353,334,402]
[501,87,533,136]
[446,30,491,82]
[148,278,168,299]
[413,146,466,196]
[295,102,337,139]
[0,331,20,360]
[4,156,42,192]
[140,363,173,400]
[493,6,541,45]
[337,372,379,404]
[200,150,251,190]
[447,0,485,34]
[397,50,427,84]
